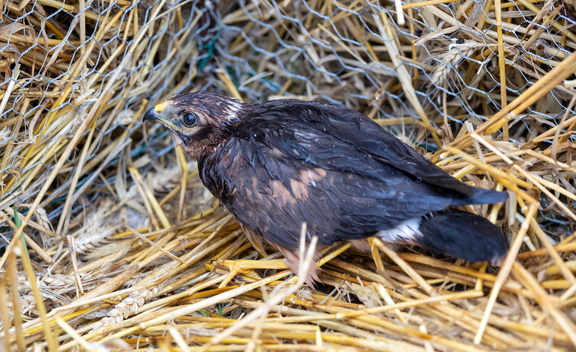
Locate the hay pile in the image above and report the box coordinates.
[1,0,575,351]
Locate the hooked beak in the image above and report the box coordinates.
[143,108,159,122]
[142,105,181,131]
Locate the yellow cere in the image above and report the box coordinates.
[154,101,168,113]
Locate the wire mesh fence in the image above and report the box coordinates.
[1,0,576,350]
[1,0,574,232]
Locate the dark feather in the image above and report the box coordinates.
[198,99,507,251]
[248,100,474,196]
[416,211,508,265]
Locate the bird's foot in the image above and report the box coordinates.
[208,259,289,288]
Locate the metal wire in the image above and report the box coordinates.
[0,0,574,237]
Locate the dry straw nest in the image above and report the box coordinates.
[1,0,576,351]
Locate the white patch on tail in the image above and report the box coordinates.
[375,218,422,244]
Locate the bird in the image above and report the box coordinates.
[143,91,509,284]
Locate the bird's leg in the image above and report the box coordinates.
[241,225,268,257]
[213,240,349,288]
[212,247,321,288]
[209,226,295,287]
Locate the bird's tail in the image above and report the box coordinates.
[376,211,508,265]
[451,186,508,206]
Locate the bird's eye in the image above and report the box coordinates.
[182,112,198,127]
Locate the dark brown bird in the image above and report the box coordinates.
[143,92,508,284]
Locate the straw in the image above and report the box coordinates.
[2,0,576,351]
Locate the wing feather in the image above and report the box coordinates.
[252,100,473,196]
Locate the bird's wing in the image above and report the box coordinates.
[255,100,474,197]
[199,117,454,250]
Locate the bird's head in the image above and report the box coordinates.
[143,92,243,159]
